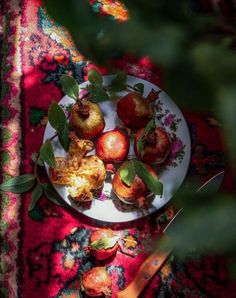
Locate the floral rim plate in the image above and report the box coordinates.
[43,75,191,222]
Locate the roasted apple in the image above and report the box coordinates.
[95,129,129,163]
[89,229,119,260]
[112,160,158,206]
[116,89,161,129]
[70,100,105,139]
[81,267,112,297]
[134,126,171,164]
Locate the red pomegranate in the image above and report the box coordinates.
[112,160,158,205]
[134,126,171,164]
[95,129,129,163]
[90,229,119,260]
[81,267,112,297]
[116,89,161,129]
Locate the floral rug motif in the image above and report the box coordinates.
[0,1,235,298]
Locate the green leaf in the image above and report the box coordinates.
[90,236,119,250]
[137,135,145,157]
[29,183,43,211]
[134,83,144,95]
[144,119,155,135]
[48,102,67,134]
[39,141,56,168]
[60,74,79,100]
[42,183,68,207]
[58,122,70,151]
[134,160,163,195]
[0,174,35,193]
[109,71,127,92]
[88,68,103,85]
[30,108,46,126]
[119,161,135,187]
[87,84,109,102]
[137,119,155,156]
[37,157,44,167]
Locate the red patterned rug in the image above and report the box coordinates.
[0,1,236,297]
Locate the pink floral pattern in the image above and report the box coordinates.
[156,100,185,168]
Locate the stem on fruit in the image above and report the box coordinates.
[77,101,90,118]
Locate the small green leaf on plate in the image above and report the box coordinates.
[137,119,155,156]
[0,174,36,193]
[134,160,163,195]
[42,183,68,207]
[48,101,67,134]
[134,83,144,95]
[109,71,127,92]
[119,161,136,187]
[90,236,119,250]
[88,68,103,85]
[39,141,56,168]
[29,183,43,211]
[60,74,79,100]
[58,122,70,151]
[144,118,155,135]
[137,135,145,157]
[87,84,110,102]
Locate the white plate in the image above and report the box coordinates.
[44,75,191,222]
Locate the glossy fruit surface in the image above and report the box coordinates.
[112,161,157,205]
[95,129,129,162]
[81,267,112,297]
[90,229,119,260]
[134,127,171,164]
[70,100,105,139]
[117,92,152,128]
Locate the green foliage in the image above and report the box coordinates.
[39,141,56,168]
[160,194,236,258]
[119,161,135,187]
[137,119,156,156]
[119,160,163,195]
[48,101,67,134]
[58,122,70,151]
[90,236,119,250]
[30,108,46,126]
[42,183,68,207]
[86,84,110,102]
[60,74,79,100]
[48,101,70,151]
[29,183,43,211]
[0,174,35,193]
[134,160,163,195]
[88,68,103,85]
[109,71,127,92]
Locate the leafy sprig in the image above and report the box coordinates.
[90,236,119,250]
[119,160,163,196]
[137,119,156,157]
